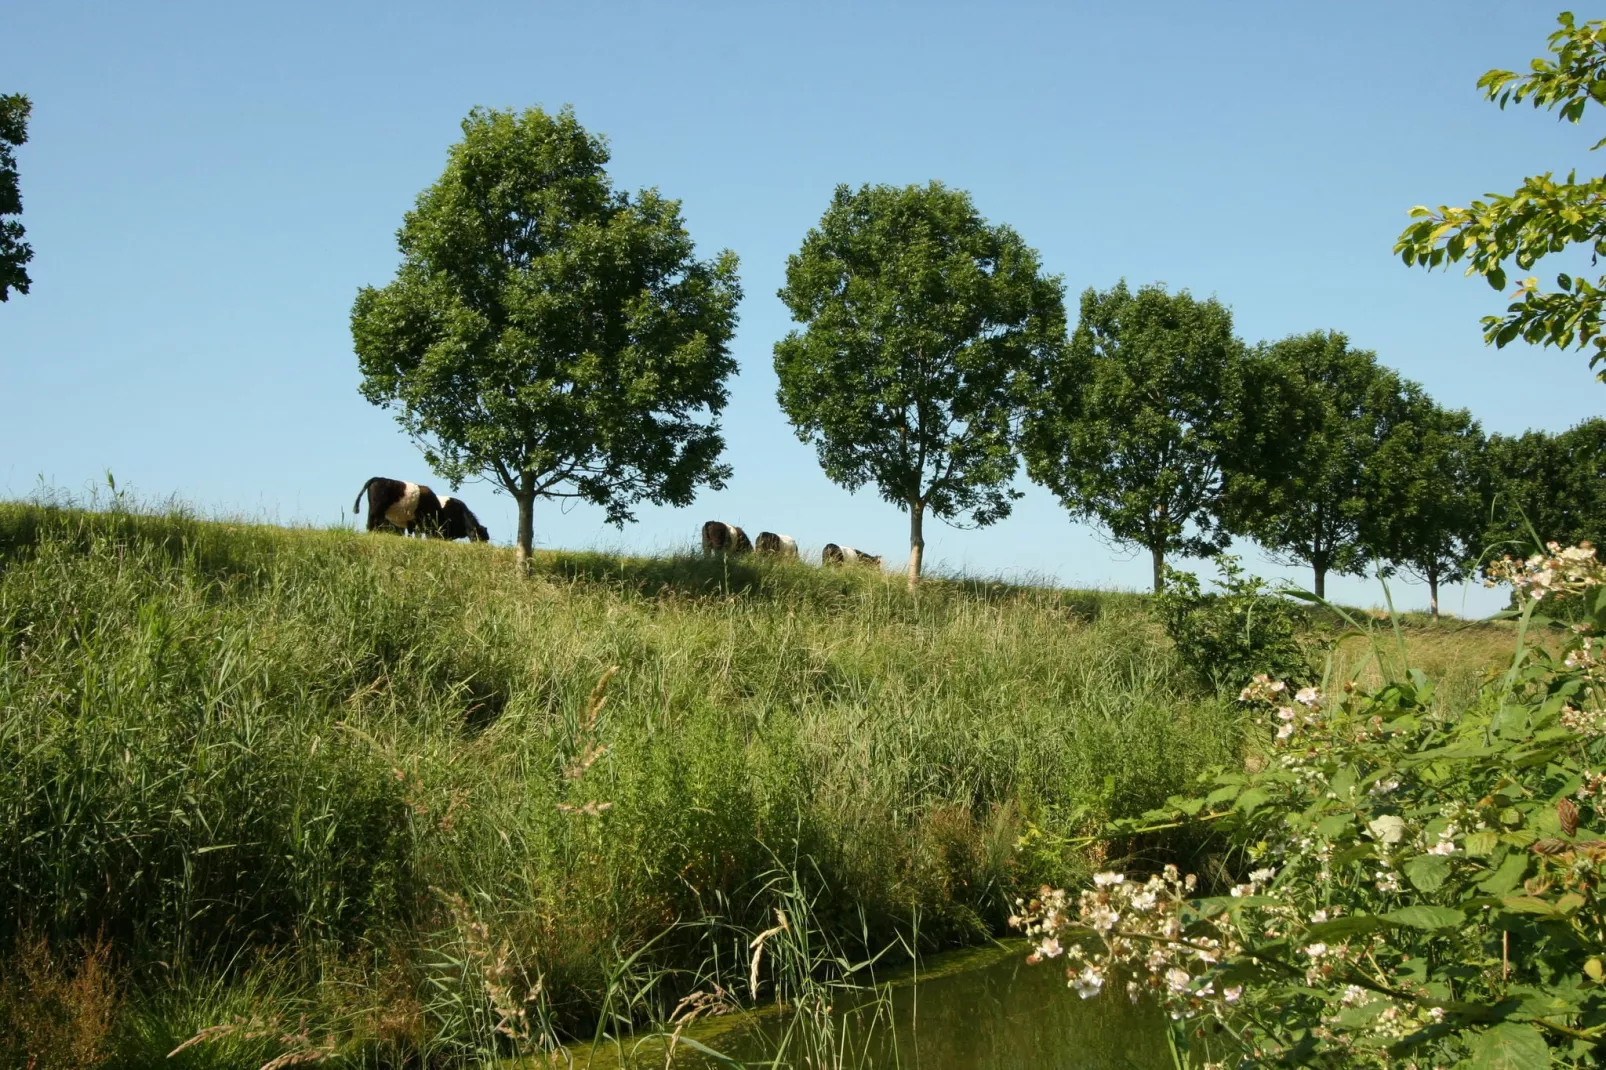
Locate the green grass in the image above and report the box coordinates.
[0,500,1264,1066]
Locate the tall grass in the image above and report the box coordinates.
[0,500,1243,1067]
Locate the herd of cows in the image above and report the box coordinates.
[353,476,885,568]
[699,520,883,567]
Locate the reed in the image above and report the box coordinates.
[0,499,1247,1067]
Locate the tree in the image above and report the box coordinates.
[352,107,741,571]
[1396,12,1606,380]
[1368,399,1487,618]
[1022,281,1246,593]
[0,94,32,301]
[1225,332,1408,600]
[1483,417,1606,556]
[773,182,1066,586]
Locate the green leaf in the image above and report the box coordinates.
[1464,829,1500,857]
[1384,905,1465,930]
[1235,787,1270,814]
[1305,914,1389,940]
[1404,854,1452,892]
[1466,1022,1550,1070]
[1499,895,1559,916]
[1478,852,1530,896]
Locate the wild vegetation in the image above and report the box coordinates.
[0,498,1279,1067]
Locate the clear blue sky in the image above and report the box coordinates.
[4,1,1600,614]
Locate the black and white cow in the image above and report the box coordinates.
[754,531,799,558]
[434,495,491,542]
[701,520,752,555]
[822,543,882,567]
[355,477,440,535]
[353,478,489,542]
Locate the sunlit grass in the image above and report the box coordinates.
[0,499,1501,1066]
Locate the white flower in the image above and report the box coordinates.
[1249,867,1276,883]
[1427,838,1456,856]
[1037,936,1063,959]
[1223,985,1243,1004]
[1276,722,1296,740]
[1087,905,1120,933]
[1303,942,1328,959]
[1092,871,1125,887]
[1070,965,1104,999]
[1295,686,1321,707]
[1164,967,1191,993]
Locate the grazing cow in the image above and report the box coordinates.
[354,477,440,535]
[822,543,882,567]
[701,520,752,555]
[433,496,491,542]
[754,531,798,558]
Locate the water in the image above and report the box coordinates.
[564,942,1174,1069]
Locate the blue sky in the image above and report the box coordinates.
[3,1,1599,614]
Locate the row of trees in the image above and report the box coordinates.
[353,106,1600,603]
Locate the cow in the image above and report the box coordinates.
[434,495,491,542]
[754,532,799,558]
[822,543,882,568]
[701,520,752,555]
[354,477,440,535]
[353,478,489,542]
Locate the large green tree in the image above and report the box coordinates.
[0,94,32,302]
[1367,399,1487,618]
[1225,332,1409,599]
[1396,12,1606,380]
[1483,417,1606,556]
[352,107,741,571]
[774,181,1066,585]
[1022,281,1246,593]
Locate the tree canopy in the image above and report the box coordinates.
[0,94,32,302]
[352,106,741,570]
[1022,281,1245,593]
[1367,399,1487,618]
[1226,331,1409,599]
[1396,12,1606,380]
[1484,417,1606,557]
[774,181,1065,585]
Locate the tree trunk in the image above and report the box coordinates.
[1312,546,1327,601]
[907,500,925,588]
[1428,571,1440,620]
[1151,543,1165,594]
[515,475,535,577]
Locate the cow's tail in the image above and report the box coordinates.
[353,476,381,514]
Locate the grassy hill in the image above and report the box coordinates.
[0,503,1511,1067]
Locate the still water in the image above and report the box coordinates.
[566,942,1173,1069]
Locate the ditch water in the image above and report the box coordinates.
[563,941,1173,1069]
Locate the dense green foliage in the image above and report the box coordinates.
[1369,400,1486,618]
[1152,557,1314,695]
[1226,332,1413,599]
[1485,418,1606,560]
[773,181,1066,584]
[0,502,1241,1067]
[0,93,31,302]
[1022,281,1246,593]
[351,107,741,569]
[1018,544,1606,1066]
[1396,12,1606,379]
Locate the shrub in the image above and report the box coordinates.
[1015,542,1606,1066]
[1152,555,1313,694]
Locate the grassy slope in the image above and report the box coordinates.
[0,504,1506,1067]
